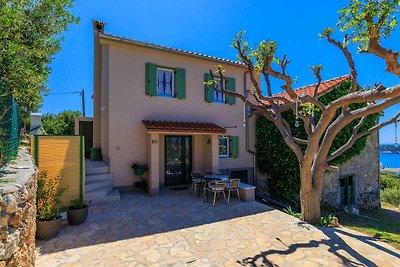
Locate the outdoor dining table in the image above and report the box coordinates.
[202,175,230,182]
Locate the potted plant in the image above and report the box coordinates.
[67,197,89,225]
[36,170,67,240]
[132,162,148,188]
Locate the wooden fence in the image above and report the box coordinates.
[31,135,85,207]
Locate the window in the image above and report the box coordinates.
[219,136,229,157]
[145,63,186,99]
[218,136,239,158]
[157,68,174,97]
[204,74,236,104]
[213,78,226,103]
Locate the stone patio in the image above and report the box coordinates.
[36,188,400,266]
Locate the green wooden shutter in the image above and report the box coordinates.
[230,136,239,158]
[339,178,346,205]
[204,73,213,103]
[145,63,157,96]
[226,77,236,105]
[174,68,186,99]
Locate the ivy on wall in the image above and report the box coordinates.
[256,81,380,199]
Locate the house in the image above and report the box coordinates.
[91,20,257,197]
[89,20,379,208]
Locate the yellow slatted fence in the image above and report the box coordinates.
[31,136,85,207]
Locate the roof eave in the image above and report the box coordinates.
[98,33,246,69]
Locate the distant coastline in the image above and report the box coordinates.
[380,144,400,154]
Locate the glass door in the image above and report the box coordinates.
[165,136,192,186]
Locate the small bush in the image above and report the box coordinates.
[381,188,400,207]
[319,214,334,227]
[380,172,400,190]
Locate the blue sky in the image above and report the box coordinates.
[43,0,399,144]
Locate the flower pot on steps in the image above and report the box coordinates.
[67,205,89,225]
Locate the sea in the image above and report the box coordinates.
[380,152,400,168]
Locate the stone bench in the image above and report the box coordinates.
[239,182,256,202]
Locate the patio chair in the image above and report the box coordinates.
[191,171,204,196]
[225,179,240,204]
[205,181,227,207]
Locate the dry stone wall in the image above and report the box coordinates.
[0,148,37,267]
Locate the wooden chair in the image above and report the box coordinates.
[225,179,240,204]
[205,181,227,206]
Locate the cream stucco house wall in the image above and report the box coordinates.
[92,21,257,195]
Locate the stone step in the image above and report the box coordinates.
[85,160,110,175]
[85,173,113,183]
[86,165,110,175]
[85,188,120,205]
[85,179,113,192]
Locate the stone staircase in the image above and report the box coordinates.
[85,160,120,204]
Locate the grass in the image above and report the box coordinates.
[337,205,400,250]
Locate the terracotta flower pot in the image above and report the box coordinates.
[67,205,88,225]
[36,217,62,240]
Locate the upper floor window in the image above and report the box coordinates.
[145,63,186,99]
[204,73,236,105]
[213,78,226,103]
[157,68,174,97]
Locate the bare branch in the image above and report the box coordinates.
[325,34,358,93]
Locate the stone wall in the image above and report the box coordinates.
[0,148,37,267]
[256,133,380,209]
[321,132,380,209]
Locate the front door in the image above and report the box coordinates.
[165,136,192,186]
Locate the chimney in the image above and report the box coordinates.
[92,20,105,33]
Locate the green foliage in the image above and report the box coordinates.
[70,198,86,209]
[380,172,400,190]
[380,172,400,206]
[381,187,400,206]
[36,170,67,220]
[283,206,301,219]
[319,214,334,227]
[0,0,79,122]
[256,81,379,199]
[336,0,399,49]
[42,110,81,135]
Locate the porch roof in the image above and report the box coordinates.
[142,120,226,134]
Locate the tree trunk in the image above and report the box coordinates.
[299,168,322,224]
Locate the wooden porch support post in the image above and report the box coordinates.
[211,134,219,174]
[149,133,160,196]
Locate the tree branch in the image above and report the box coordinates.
[325,34,358,93]
[364,15,400,77]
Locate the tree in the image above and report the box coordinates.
[0,0,78,122]
[209,0,400,224]
[42,110,81,135]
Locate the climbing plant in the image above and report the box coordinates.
[256,81,379,200]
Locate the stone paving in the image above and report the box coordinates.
[36,188,400,266]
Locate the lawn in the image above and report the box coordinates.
[337,203,400,250]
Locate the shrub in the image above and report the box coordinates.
[36,170,67,220]
[319,214,334,227]
[381,188,400,207]
[70,198,86,209]
[380,172,400,190]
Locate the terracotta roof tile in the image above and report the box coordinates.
[262,74,352,105]
[142,120,226,134]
